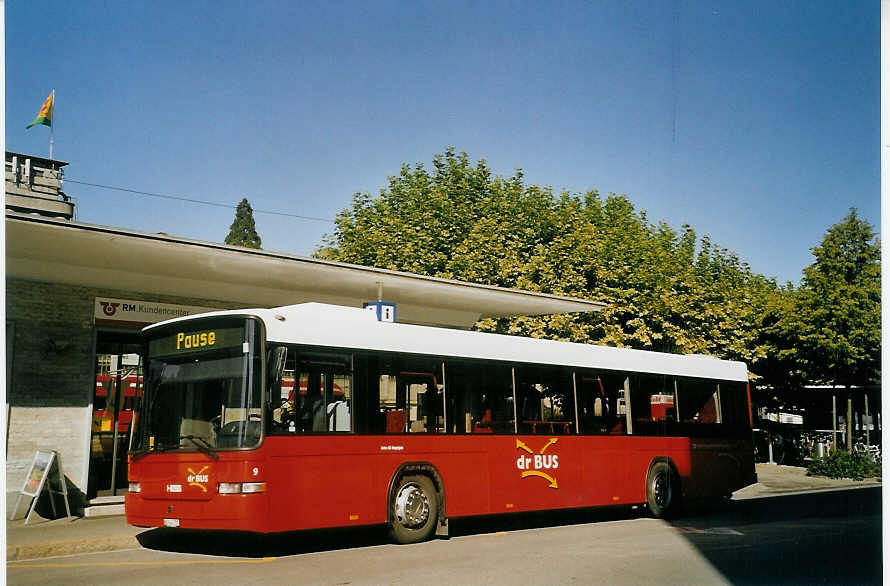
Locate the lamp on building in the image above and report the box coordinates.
[45,339,71,355]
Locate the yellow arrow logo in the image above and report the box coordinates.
[539,438,558,453]
[515,438,533,454]
[521,470,558,488]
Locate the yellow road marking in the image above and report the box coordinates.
[9,557,277,569]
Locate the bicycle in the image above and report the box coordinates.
[853,441,881,465]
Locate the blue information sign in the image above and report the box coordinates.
[363,301,397,323]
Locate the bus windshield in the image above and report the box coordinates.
[133,317,263,453]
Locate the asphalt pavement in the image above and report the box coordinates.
[6,463,881,562]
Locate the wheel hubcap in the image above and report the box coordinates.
[654,473,671,508]
[394,483,430,528]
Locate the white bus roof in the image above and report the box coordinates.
[145,302,749,383]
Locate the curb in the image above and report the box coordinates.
[734,482,881,501]
[7,535,141,562]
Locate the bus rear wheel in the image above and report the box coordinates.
[388,474,438,544]
[646,461,680,519]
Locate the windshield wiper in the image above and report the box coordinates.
[131,440,180,460]
[131,436,218,460]
[179,435,219,460]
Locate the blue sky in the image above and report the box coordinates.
[6,1,879,285]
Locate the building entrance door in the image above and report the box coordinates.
[89,331,143,498]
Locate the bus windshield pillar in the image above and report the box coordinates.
[511,367,518,434]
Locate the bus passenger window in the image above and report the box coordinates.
[379,374,405,433]
[627,374,676,436]
[268,349,353,435]
[376,356,444,434]
[328,374,352,431]
[719,382,749,427]
[515,366,575,435]
[577,372,626,435]
[445,362,514,434]
[677,378,720,425]
[298,373,326,432]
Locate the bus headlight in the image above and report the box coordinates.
[128,482,141,493]
[218,482,266,494]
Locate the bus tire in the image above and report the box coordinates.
[646,461,679,519]
[388,474,438,544]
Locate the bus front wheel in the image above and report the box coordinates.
[388,474,438,544]
[646,461,679,519]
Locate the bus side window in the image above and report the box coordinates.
[269,349,353,435]
[445,361,513,434]
[376,356,444,434]
[578,372,626,435]
[719,382,749,427]
[299,372,325,432]
[328,374,352,431]
[677,378,719,425]
[378,374,404,433]
[515,366,574,435]
[628,374,676,436]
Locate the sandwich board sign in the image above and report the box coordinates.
[9,450,73,523]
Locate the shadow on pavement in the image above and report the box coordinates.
[448,504,646,537]
[137,504,648,558]
[137,524,389,558]
[668,486,882,585]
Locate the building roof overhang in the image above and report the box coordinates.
[5,151,69,168]
[6,213,605,328]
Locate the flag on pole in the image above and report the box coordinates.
[27,91,54,129]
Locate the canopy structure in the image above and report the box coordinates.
[6,213,605,328]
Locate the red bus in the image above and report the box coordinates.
[126,303,755,543]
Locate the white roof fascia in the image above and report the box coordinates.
[6,213,604,327]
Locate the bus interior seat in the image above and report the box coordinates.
[473,409,493,433]
[327,401,350,432]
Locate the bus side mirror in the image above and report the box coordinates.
[266,347,287,404]
[267,347,287,383]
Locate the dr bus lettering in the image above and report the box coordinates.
[515,438,559,488]
[516,453,559,470]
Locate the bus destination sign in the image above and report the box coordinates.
[149,327,244,357]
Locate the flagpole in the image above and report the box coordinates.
[49,89,55,160]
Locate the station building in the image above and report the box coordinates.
[4,151,604,513]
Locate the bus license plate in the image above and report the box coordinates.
[163,518,180,528]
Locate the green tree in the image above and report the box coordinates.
[225,198,262,249]
[750,283,811,391]
[754,209,881,450]
[795,208,881,387]
[321,149,776,363]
